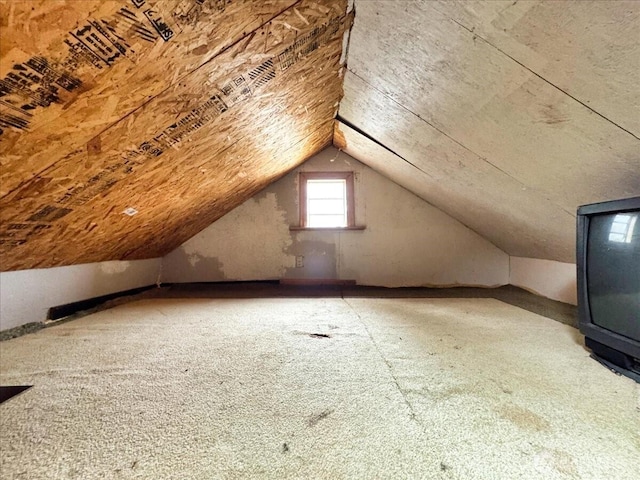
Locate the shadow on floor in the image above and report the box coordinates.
[158,282,577,327]
[0,283,577,341]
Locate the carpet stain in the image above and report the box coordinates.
[551,449,578,477]
[533,447,579,477]
[500,405,551,432]
[433,385,469,400]
[309,333,331,339]
[282,442,289,453]
[292,330,332,338]
[308,408,334,427]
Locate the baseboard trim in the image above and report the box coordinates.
[47,285,156,321]
[160,280,279,287]
[279,279,357,286]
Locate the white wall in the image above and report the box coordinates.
[163,147,509,287]
[0,258,161,331]
[510,257,577,305]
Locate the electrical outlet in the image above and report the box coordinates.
[295,256,304,268]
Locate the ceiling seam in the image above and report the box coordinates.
[438,15,640,142]
[90,0,304,140]
[335,114,433,179]
[345,68,576,218]
[0,0,305,202]
[335,119,511,257]
[331,2,356,147]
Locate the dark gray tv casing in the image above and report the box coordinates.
[577,196,640,379]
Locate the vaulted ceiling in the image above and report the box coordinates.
[1,0,639,271]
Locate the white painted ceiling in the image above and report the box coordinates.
[337,0,640,262]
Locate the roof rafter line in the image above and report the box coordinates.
[334,115,433,180]
[346,68,523,180]
[92,0,305,141]
[336,118,512,256]
[345,69,575,218]
[442,16,640,142]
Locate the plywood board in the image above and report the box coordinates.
[0,0,352,270]
[0,0,299,194]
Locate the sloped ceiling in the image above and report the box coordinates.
[336,0,640,263]
[0,0,352,271]
[2,0,638,273]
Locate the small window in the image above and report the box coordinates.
[298,172,355,228]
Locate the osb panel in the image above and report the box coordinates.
[0,0,298,195]
[0,0,352,271]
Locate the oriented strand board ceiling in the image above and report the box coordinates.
[336,0,640,263]
[0,0,352,271]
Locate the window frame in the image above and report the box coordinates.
[297,171,356,229]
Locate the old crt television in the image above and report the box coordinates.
[577,196,640,382]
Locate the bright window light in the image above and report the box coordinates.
[297,172,356,229]
[608,214,637,243]
[306,179,347,228]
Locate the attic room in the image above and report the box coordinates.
[0,0,638,477]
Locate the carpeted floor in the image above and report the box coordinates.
[1,297,638,479]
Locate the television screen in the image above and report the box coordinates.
[577,197,640,382]
[586,211,640,342]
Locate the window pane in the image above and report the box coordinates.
[307,180,346,199]
[303,176,351,228]
[308,198,346,215]
[308,214,347,228]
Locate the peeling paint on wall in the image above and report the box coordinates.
[99,261,132,275]
[162,193,294,282]
[161,147,510,288]
[284,239,338,279]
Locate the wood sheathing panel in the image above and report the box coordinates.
[0,0,352,271]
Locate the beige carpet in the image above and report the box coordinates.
[1,297,638,479]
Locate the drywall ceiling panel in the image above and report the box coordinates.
[429,0,640,136]
[336,74,574,262]
[339,0,640,262]
[0,0,352,271]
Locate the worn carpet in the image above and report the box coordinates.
[0,297,638,479]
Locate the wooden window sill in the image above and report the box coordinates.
[289,226,366,232]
